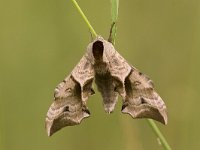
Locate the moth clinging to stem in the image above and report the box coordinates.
[45,28,167,136]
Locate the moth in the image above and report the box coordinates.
[45,35,167,136]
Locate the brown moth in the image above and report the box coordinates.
[45,36,167,136]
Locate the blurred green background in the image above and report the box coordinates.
[1,0,200,149]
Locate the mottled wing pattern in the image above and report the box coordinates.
[45,76,90,136]
[71,55,95,103]
[72,55,94,88]
[108,51,131,83]
[45,54,95,136]
[121,67,167,124]
[45,75,91,136]
[106,50,132,101]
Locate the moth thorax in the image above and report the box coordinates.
[94,62,109,75]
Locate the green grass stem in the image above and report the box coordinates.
[71,0,97,37]
[147,119,172,150]
[110,0,119,44]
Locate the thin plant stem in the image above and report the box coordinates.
[70,0,171,149]
[110,0,119,44]
[71,0,97,37]
[147,119,172,150]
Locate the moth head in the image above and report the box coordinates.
[92,40,104,61]
[87,36,115,64]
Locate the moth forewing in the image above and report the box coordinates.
[45,62,93,136]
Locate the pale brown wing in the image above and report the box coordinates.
[45,54,94,136]
[45,76,92,136]
[71,55,95,103]
[72,55,94,88]
[108,50,131,83]
[121,67,167,124]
